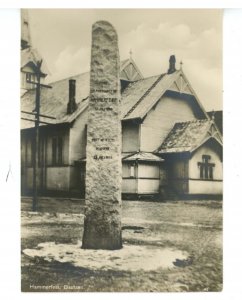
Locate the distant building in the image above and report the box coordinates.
[21,12,222,199]
[21,9,49,95]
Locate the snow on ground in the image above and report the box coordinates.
[22,212,220,229]
[122,217,222,229]
[23,242,188,272]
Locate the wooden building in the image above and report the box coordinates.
[21,13,222,199]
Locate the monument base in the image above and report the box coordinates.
[82,217,122,250]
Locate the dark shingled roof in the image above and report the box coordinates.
[122,152,164,162]
[21,72,90,129]
[21,47,49,76]
[21,72,180,129]
[21,65,206,130]
[157,119,212,154]
[121,71,179,120]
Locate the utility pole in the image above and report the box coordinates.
[23,60,52,211]
[32,61,41,211]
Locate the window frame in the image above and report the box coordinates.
[52,136,63,166]
[198,154,215,181]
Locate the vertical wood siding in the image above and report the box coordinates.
[168,158,189,194]
[138,164,160,178]
[69,109,88,164]
[122,179,136,193]
[138,179,160,193]
[123,163,161,194]
[140,95,197,151]
[44,127,69,166]
[46,166,70,191]
[122,122,140,152]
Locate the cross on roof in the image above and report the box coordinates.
[211,109,215,120]
[129,49,133,59]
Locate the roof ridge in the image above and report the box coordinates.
[46,58,140,85]
[174,119,209,125]
[123,73,166,118]
[156,118,213,154]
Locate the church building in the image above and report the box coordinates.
[21,11,223,199]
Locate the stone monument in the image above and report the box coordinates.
[82,21,122,250]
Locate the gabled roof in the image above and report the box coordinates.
[121,71,177,120]
[121,69,208,121]
[120,57,144,81]
[121,74,161,119]
[21,72,90,129]
[122,152,164,162]
[21,63,208,130]
[156,119,222,154]
[207,110,223,135]
[21,47,49,76]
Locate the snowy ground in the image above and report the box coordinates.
[23,241,188,271]
[21,199,222,292]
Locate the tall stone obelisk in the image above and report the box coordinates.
[82,21,122,250]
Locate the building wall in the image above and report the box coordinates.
[122,122,140,152]
[122,179,137,193]
[69,109,88,164]
[138,164,160,178]
[21,126,71,193]
[122,162,160,194]
[140,94,197,151]
[189,144,223,180]
[137,163,160,193]
[46,166,70,191]
[45,127,70,166]
[69,165,80,190]
[137,179,160,194]
[188,142,223,194]
[167,157,189,194]
[189,180,222,194]
[122,162,137,193]
[24,166,72,191]
[122,162,136,177]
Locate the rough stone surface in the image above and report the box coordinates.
[82,21,122,249]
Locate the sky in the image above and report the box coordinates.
[27,9,222,111]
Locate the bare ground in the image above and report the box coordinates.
[21,198,222,292]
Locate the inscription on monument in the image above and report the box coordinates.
[89,89,118,160]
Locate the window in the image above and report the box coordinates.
[127,163,135,178]
[130,165,135,177]
[198,155,215,180]
[52,137,63,165]
[25,73,37,89]
[26,73,37,83]
[26,138,45,167]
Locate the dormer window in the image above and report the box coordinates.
[26,73,37,87]
[21,72,42,90]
